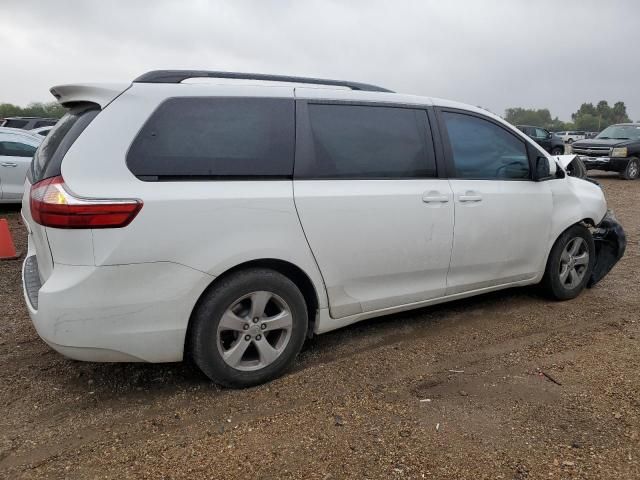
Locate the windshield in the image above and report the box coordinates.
[596,125,640,140]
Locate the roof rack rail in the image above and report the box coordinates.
[133,70,394,93]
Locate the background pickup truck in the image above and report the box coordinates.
[571,123,640,180]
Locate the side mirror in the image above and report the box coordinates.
[535,156,555,181]
[546,131,552,139]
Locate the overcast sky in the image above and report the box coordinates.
[1,0,638,121]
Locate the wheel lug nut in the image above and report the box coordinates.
[253,317,259,323]
[260,324,266,330]
[244,335,251,341]
[256,334,262,341]
[243,324,249,330]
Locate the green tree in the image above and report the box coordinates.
[505,108,552,129]
[612,101,630,123]
[572,102,597,120]
[574,113,601,131]
[572,100,630,131]
[504,107,574,131]
[548,118,575,131]
[0,101,66,120]
[595,100,610,117]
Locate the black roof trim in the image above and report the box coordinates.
[133,70,394,93]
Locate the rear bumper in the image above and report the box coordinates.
[578,156,629,171]
[22,251,213,363]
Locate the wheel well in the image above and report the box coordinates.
[184,259,320,357]
[543,219,595,271]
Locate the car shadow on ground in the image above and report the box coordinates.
[51,285,547,399]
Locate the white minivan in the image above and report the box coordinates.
[22,71,623,387]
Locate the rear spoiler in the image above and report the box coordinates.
[49,83,130,108]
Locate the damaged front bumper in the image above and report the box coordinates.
[588,211,626,287]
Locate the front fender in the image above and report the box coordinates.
[547,177,607,252]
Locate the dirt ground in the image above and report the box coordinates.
[0,174,638,479]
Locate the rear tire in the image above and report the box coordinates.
[621,157,639,180]
[190,268,308,388]
[541,224,595,300]
[551,146,564,156]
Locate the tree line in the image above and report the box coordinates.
[504,100,633,132]
[0,101,67,120]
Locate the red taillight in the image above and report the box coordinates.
[30,176,142,229]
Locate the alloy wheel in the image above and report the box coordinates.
[558,237,589,290]
[216,291,293,371]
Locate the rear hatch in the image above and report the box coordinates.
[22,104,101,284]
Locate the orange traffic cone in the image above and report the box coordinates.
[0,218,19,260]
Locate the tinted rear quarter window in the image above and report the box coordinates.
[127,97,294,180]
[297,103,436,179]
[31,104,100,182]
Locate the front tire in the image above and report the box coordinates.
[190,268,308,388]
[551,146,564,156]
[621,157,640,180]
[541,224,595,300]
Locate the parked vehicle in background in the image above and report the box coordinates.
[30,126,54,137]
[517,125,565,155]
[21,70,622,387]
[572,123,640,180]
[0,127,42,202]
[585,131,599,139]
[0,117,57,130]
[555,131,586,143]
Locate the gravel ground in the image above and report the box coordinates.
[0,174,638,479]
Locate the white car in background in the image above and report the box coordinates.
[30,126,54,137]
[21,70,624,388]
[555,131,586,143]
[0,127,41,203]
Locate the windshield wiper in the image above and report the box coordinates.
[598,136,610,139]
[613,137,630,140]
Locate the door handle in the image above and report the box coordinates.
[1,162,18,168]
[458,191,482,203]
[422,191,449,203]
